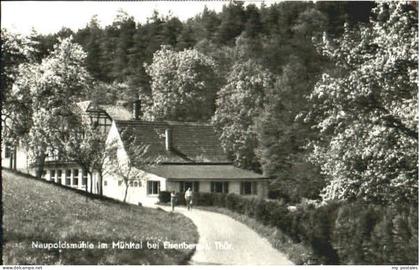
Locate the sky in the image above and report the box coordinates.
[1,1,273,36]
[1,1,227,35]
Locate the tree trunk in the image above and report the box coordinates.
[13,147,17,170]
[35,151,46,178]
[85,171,90,201]
[123,182,129,203]
[98,173,103,196]
[9,150,13,169]
[90,172,93,194]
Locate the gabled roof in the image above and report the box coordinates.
[76,100,132,121]
[115,120,231,164]
[99,105,132,121]
[145,164,267,180]
[76,101,91,113]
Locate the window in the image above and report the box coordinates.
[129,181,133,187]
[65,170,71,185]
[118,180,123,186]
[82,170,88,186]
[73,169,79,186]
[211,181,229,193]
[240,182,258,195]
[50,170,56,182]
[104,180,107,186]
[90,113,111,134]
[147,181,160,195]
[4,143,12,158]
[57,170,62,184]
[134,181,138,187]
[42,170,47,178]
[180,181,199,192]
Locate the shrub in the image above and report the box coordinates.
[243,197,259,218]
[158,191,171,203]
[331,202,418,265]
[177,192,186,206]
[271,206,290,234]
[299,202,340,264]
[212,193,227,207]
[255,200,277,226]
[195,192,214,206]
[189,192,418,265]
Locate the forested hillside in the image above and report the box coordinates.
[28,2,373,94]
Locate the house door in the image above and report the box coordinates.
[180,181,199,192]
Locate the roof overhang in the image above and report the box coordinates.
[143,164,268,180]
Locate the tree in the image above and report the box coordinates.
[13,36,91,177]
[91,135,112,196]
[256,60,325,202]
[243,4,263,39]
[199,6,221,41]
[145,45,219,121]
[307,2,418,205]
[63,114,109,196]
[84,16,106,81]
[176,24,196,50]
[215,2,246,45]
[1,29,37,144]
[107,128,160,203]
[86,81,132,104]
[212,59,275,170]
[110,10,136,83]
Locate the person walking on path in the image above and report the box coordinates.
[185,187,193,211]
[170,191,177,211]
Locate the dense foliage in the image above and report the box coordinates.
[3,2,417,264]
[213,60,275,170]
[3,1,416,206]
[1,30,37,141]
[145,46,218,121]
[10,37,92,177]
[307,2,418,204]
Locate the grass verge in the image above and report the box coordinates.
[196,206,315,265]
[2,169,198,265]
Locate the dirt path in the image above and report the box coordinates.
[160,206,293,265]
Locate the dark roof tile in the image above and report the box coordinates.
[145,164,266,179]
[115,120,230,164]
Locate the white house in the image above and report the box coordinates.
[1,100,135,193]
[2,99,269,206]
[102,119,269,206]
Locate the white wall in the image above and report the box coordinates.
[43,166,100,192]
[166,181,179,192]
[166,180,268,199]
[16,142,31,174]
[1,141,31,174]
[1,143,12,169]
[230,182,241,194]
[103,170,166,206]
[102,121,168,206]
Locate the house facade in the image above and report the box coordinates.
[2,99,269,206]
[102,119,269,206]
[1,100,135,194]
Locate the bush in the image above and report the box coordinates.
[195,192,214,206]
[213,193,227,207]
[299,202,340,264]
[188,192,418,265]
[331,202,418,265]
[177,192,186,206]
[158,191,171,203]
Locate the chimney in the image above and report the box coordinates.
[132,100,141,119]
[165,128,172,151]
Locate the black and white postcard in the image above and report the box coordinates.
[1,1,418,268]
